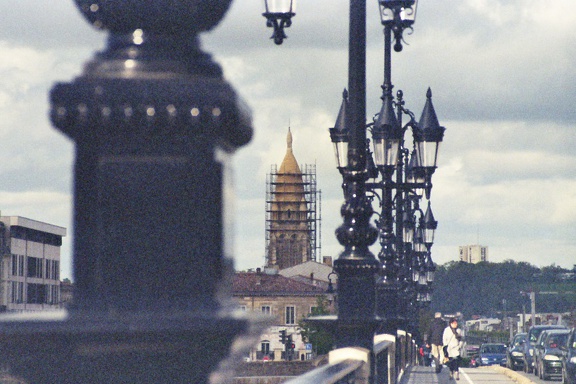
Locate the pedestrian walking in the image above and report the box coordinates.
[443,317,463,380]
[423,343,432,366]
[427,312,446,373]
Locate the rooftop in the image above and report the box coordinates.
[233,271,326,297]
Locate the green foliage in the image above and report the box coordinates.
[298,296,335,355]
[459,357,472,368]
[430,260,575,319]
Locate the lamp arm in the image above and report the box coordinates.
[365,187,382,205]
[401,110,417,129]
[413,206,424,220]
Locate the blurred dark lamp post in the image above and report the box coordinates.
[263,0,296,45]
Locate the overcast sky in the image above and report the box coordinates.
[1,1,575,280]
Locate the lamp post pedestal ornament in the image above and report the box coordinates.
[0,1,258,383]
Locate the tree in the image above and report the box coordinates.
[299,295,335,355]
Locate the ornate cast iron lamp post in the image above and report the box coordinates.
[273,0,443,351]
[327,0,445,338]
[284,0,381,351]
[329,0,382,351]
[370,0,444,335]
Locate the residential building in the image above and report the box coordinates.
[233,268,329,361]
[0,215,66,312]
[459,244,488,264]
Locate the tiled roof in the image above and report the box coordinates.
[279,261,336,283]
[233,272,326,296]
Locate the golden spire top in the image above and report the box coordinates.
[287,126,293,150]
[278,125,300,174]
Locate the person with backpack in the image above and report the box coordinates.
[427,312,446,373]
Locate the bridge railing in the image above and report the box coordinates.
[284,332,416,384]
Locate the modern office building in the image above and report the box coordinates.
[459,244,488,264]
[0,215,66,312]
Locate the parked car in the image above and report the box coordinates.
[534,329,569,380]
[506,332,527,371]
[477,343,507,366]
[533,330,551,376]
[522,324,568,373]
[560,328,576,384]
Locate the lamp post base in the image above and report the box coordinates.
[0,312,249,383]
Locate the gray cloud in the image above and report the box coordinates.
[0,1,574,278]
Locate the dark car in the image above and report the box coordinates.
[477,343,507,367]
[534,329,569,380]
[560,328,576,384]
[506,332,527,371]
[533,330,551,377]
[523,324,568,373]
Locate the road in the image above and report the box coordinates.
[513,369,559,384]
[401,365,536,384]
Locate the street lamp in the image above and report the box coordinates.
[369,0,444,333]
[329,89,349,171]
[268,0,443,353]
[379,0,418,52]
[372,91,401,172]
[414,88,446,198]
[267,0,382,352]
[422,201,438,247]
[263,0,296,45]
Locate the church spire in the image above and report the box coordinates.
[279,125,300,174]
[287,125,293,151]
[266,126,313,270]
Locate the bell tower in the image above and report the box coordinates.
[265,128,318,269]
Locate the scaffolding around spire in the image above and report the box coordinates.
[265,163,320,269]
